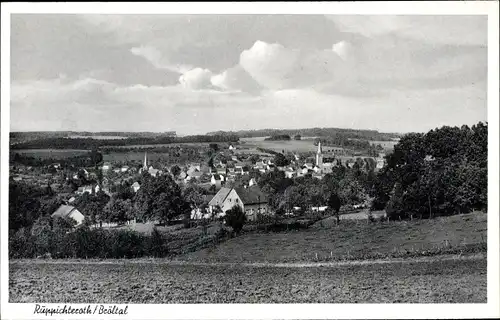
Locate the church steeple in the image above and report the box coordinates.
[143,152,148,171]
[316,141,323,168]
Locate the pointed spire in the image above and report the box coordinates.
[317,141,322,154]
[143,152,148,170]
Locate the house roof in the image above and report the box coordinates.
[51,205,80,219]
[234,186,268,205]
[190,171,203,177]
[208,187,232,206]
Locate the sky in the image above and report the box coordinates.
[10,14,488,135]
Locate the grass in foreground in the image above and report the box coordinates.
[9,257,486,303]
[179,212,487,263]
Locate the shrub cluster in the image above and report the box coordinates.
[9,225,169,259]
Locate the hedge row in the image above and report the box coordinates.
[9,226,170,259]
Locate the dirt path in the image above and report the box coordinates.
[10,252,486,268]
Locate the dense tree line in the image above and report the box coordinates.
[10,131,177,144]
[251,159,375,216]
[264,135,291,141]
[11,150,103,168]
[208,127,399,141]
[371,122,487,219]
[11,135,239,150]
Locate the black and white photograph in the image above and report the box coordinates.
[1,2,499,319]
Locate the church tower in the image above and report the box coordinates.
[143,152,148,171]
[316,141,323,169]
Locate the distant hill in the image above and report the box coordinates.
[207,127,401,141]
[10,131,177,144]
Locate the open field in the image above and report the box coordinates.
[239,137,340,153]
[102,152,174,163]
[369,140,398,150]
[180,212,487,263]
[9,256,486,303]
[103,142,213,149]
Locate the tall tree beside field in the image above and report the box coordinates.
[328,193,342,225]
[183,184,206,227]
[224,205,247,234]
[134,175,190,224]
[9,182,44,231]
[103,198,134,223]
[374,122,487,218]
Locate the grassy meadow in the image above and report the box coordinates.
[179,212,487,263]
[239,137,341,154]
[9,212,487,303]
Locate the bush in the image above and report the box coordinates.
[224,206,247,234]
[147,227,169,257]
[9,220,171,259]
[9,228,36,258]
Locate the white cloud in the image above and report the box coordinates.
[10,15,488,133]
[210,65,262,93]
[332,41,352,60]
[239,40,347,91]
[130,45,194,74]
[179,68,213,90]
[237,36,486,96]
[327,15,487,46]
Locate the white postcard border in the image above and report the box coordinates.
[1,2,499,319]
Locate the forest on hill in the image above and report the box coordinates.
[10,135,239,150]
[207,127,401,141]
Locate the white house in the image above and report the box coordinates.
[51,205,85,226]
[248,178,257,187]
[101,162,112,171]
[285,170,296,179]
[121,166,129,173]
[208,186,270,221]
[304,163,314,170]
[211,174,224,188]
[131,182,141,193]
[76,184,99,195]
[148,166,160,177]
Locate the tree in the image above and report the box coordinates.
[75,192,110,226]
[386,182,404,220]
[183,185,205,227]
[224,205,247,234]
[209,143,219,153]
[170,165,181,178]
[115,183,135,201]
[9,181,44,231]
[328,193,342,225]
[248,154,260,164]
[374,122,488,219]
[274,153,290,167]
[103,198,133,224]
[134,175,190,224]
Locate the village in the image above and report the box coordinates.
[10,140,387,228]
